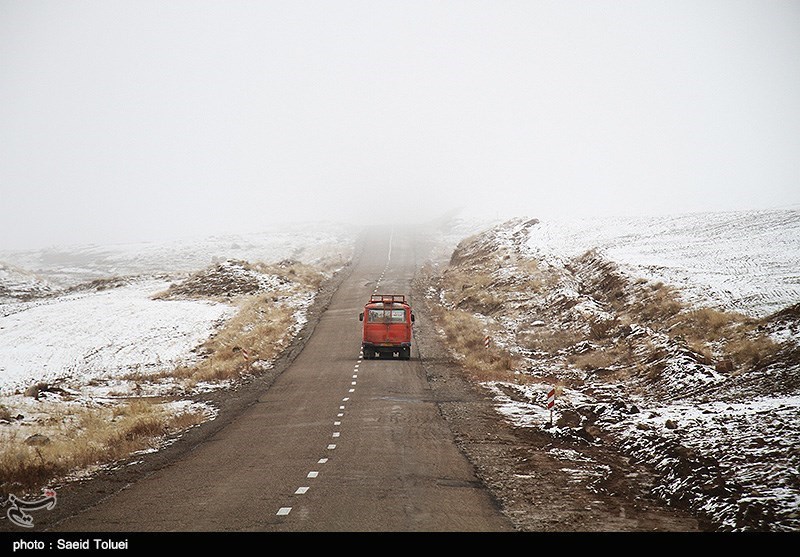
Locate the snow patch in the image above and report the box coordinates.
[0,278,236,394]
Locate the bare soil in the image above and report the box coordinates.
[410,281,709,532]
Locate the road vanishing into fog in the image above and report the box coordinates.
[48,227,514,532]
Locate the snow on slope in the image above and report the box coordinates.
[0,222,356,291]
[521,209,800,318]
[0,278,235,395]
[0,263,54,300]
[444,208,800,531]
[0,224,355,392]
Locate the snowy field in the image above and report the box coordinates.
[0,278,236,394]
[519,208,800,318]
[0,222,355,417]
[1,222,356,292]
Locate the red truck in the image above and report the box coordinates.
[359,294,415,360]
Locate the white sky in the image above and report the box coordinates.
[1,0,799,250]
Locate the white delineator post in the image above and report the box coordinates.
[484,335,490,349]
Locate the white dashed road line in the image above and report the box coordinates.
[276,345,365,519]
[277,243,391,520]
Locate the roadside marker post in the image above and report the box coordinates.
[239,347,251,369]
[484,335,491,350]
[547,387,556,425]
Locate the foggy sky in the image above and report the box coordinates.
[1,0,799,250]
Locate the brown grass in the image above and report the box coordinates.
[430,304,520,381]
[667,307,778,370]
[568,349,622,372]
[566,336,638,379]
[618,277,779,373]
[632,282,685,323]
[165,294,297,385]
[725,336,780,369]
[438,262,543,316]
[589,318,620,341]
[516,327,583,356]
[153,259,327,302]
[669,308,741,341]
[253,260,327,291]
[0,400,206,493]
[440,267,491,299]
[144,259,325,386]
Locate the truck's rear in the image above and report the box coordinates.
[359,294,414,360]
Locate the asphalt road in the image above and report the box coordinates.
[48,226,514,532]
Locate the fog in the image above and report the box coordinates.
[1,1,799,250]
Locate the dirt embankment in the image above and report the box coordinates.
[415,218,800,532]
[411,290,707,532]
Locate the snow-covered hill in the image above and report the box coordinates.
[519,208,800,318]
[426,207,800,531]
[0,223,355,390]
[0,222,356,292]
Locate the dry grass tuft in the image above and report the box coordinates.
[516,327,582,356]
[631,281,685,323]
[589,318,620,341]
[429,303,520,382]
[725,335,780,369]
[166,294,297,385]
[0,400,206,493]
[667,307,778,371]
[568,348,621,373]
[440,268,494,306]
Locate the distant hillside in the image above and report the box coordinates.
[516,208,800,318]
[0,263,53,300]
